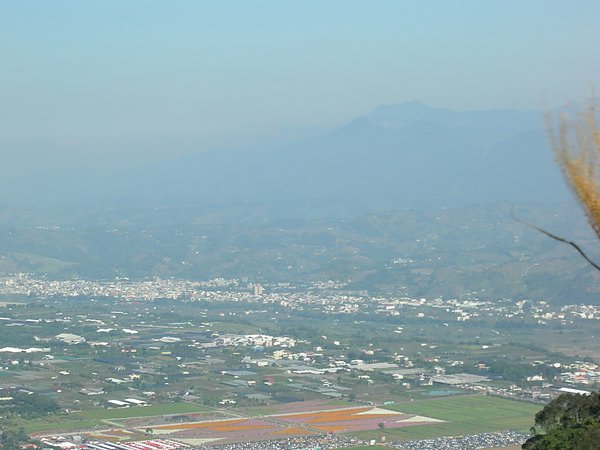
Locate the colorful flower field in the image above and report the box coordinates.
[274,406,444,433]
[144,404,443,445]
[149,417,287,443]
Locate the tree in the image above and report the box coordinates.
[0,422,32,450]
[522,392,600,449]
[515,100,600,271]
[522,99,600,449]
[548,100,600,241]
[10,391,60,418]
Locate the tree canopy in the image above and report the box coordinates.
[523,392,600,449]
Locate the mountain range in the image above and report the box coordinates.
[0,101,595,303]
[1,101,571,214]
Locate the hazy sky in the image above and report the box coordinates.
[1,0,599,142]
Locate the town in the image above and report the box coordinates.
[0,274,598,449]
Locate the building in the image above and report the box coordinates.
[253,284,264,296]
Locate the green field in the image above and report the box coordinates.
[77,402,209,420]
[20,417,99,434]
[211,322,261,333]
[21,402,210,433]
[354,395,539,442]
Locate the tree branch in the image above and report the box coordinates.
[511,207,600,272]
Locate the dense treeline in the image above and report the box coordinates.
[523,392,600,449]
[0,392,57,448]
[479,359,562,383]
[0,424,32,450]
[1,391,60,419]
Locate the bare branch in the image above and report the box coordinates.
[511,206,600,272]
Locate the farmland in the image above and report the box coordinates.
[354,396,539,441]
[78,402,210,420]
[0,282,592,448]
[25,396,538,448]
[143,404,441,445]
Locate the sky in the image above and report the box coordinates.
[1,0,599,143]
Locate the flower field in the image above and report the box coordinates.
[274,406,442,433]
[144,404,443,445]
[150,418,279,443]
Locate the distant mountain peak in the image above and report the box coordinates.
[373,100,434,114]
[363,101,542,133]
[367,101,449,128]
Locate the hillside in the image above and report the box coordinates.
[0,202,597,305]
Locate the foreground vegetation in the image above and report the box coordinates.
[524,392,600,449]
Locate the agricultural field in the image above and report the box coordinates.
[78,402,209,420]
[20,417,100,434]
[1,293,584,448]
[21,403,211,434]
[30,401,447,446]
[30,396,538,447]
[143,404,444,445]
[353,395,539,442]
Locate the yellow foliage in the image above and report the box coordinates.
[547,99,600,239]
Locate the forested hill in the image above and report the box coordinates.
[0,202,597,305]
